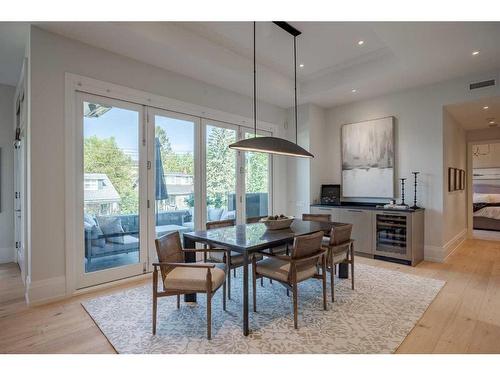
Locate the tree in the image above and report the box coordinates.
[156,125,194,175]
[206,127,236,208]
[84,136,138,214]
[246,151,268,193]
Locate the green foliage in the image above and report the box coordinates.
[156,126,193,175]
[84,136,138,214]
[206,127,236,208]
[246,151,268,193]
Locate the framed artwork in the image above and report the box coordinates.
[454,168,459,191]
[460,169,466,190]
[448,167,454,192]
[341,116,395,198]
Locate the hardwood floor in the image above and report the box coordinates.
[1,238,500,353]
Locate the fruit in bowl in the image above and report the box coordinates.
[259,214,294,230]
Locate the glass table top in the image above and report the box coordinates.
[185,219,346,251]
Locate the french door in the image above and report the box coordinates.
[77,93,148,288]
[76,94,272,288]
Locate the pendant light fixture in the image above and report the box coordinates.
[228,22,314,158]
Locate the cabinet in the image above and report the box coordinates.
[337,209,373,254]
[310,205,425,265]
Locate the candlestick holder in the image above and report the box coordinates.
[411,171,420,209]
[400,178,408,207]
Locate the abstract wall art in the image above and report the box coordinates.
[342,116,395,198]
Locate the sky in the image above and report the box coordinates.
[83,103,195,155]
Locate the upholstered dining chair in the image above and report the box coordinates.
[302,213,332,222]
[322,224,354,301]
[204,219,263,299]
[252,231,327,329]
[153,231,228,340]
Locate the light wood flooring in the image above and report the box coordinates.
[1,238,500,353]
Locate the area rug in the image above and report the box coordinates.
[82,263,445,354]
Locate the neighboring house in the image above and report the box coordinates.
[163,172,194,210]
[84,173,121,215]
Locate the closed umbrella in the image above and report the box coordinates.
[155,137,168,226]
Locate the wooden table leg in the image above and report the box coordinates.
[243,252,249,336]
[183,235,197,302]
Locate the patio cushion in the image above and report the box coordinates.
[163,265,225,292]
[91,235,139,256]
[208,208,224,222]
[97,216,125,244]
[256,257,317,283]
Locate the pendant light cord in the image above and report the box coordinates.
[253,21,257,138]
[294,35,298,144]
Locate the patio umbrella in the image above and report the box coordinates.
[155,137,168,225]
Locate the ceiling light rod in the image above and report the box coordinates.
[228,22,313,158]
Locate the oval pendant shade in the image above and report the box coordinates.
[229,136,314,158]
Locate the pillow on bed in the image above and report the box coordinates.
[474,193,492,203]
[473,193,500,203]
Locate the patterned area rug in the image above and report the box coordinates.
[82,263,444,353]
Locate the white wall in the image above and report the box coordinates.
[442,108,467,251]
[28,26,286,297]
[285,103,328,217]
[0,84,15,263]
[323,70,499,261]
[471,142,500,168]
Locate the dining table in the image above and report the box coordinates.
[182,219,350,336]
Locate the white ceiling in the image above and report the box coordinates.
[446,96,500,130]
[2,22,500,108]
[0,23,29,86]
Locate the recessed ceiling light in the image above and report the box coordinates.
[483,106,489,110]
[351,89,357,93]
[299,63,304,68]
[472,50,480,56]
[358,40,364,46]
[489,120,496,124]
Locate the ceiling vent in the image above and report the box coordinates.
[469,79,496,90]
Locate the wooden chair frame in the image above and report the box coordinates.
[322,240,355,302]
[251,248,328,329]
[152,245,229,340]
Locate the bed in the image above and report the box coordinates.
[473,168,500,232]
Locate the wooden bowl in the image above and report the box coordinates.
[259,216,294,230]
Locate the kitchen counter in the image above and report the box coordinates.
[310,203,424,213]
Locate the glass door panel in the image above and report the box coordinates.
[79,94,147,288]
[205,123,238,224]
[244,131,271,220]
[153,113,196,240]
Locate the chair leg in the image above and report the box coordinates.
[261,277,264,287]
[207,293,212,340]
[222,280,226,311]
[292,283,298,329]
[234,268,237,278]
[177,294,180,309]
[286,288,289,297]
[152,268,158,335]
[270,278,273,285]
[330,264,335,302]
[227,268,231,300]
[351,245,355,290]
[252,258,257,312]
[322,257,327,310]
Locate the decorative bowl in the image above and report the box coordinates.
[259,216,294,230]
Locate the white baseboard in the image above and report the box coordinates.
[26,275,67,306]
[0,247,15,264]
[424,228,467,263]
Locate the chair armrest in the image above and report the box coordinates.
[256,251,290,262]
[152,262,216,269]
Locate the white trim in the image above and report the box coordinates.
[442,228,467,261]
[25,275,66,306]
[424,228,467,263]
[0,248,15,264]
[66,73,279,134]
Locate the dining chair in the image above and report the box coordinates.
[153,231,228,339]
[252,231,327,329]
[322,224,354,301]
[204,219,263,299]
[302,213,332,222]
